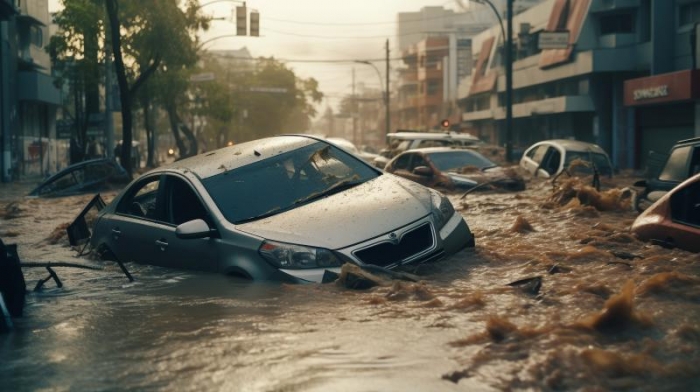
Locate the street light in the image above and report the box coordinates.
[473,0,514,163]
[355,60,390,139]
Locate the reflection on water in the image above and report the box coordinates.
[1,174,699,391]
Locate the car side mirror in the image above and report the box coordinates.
[536,168,551,179]
[176,219,214,239]
[413,166,433,176]
[633,180,647,187]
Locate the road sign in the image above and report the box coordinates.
[56,119,74,139]
[538,31,570,50]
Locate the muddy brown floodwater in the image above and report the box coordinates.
[1,172,699,391]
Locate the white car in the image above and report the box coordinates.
[519,139,614,178]
[373,131,484,169]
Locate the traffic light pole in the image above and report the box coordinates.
[505,0,513,163]
[386,39,390,138]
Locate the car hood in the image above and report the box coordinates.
[236,174,433,249]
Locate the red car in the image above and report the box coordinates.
[631,173,700,252]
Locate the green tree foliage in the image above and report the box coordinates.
[195,56,323,147]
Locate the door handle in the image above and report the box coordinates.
[111,228,121,240]
[155,239,168,251]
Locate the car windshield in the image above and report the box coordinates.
[564,151,613,175]
[428,150,497,171]
[202,142,379,224]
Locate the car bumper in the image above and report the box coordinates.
[277,267,343,283]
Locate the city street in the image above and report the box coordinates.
[1,172,699,390]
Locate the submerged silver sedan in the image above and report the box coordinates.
[90,135,475,283]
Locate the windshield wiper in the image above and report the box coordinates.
[294,178,364,206]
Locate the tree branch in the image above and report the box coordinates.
[129,53,163,96]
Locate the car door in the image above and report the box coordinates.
[104,174,170,267]
[521,144,547,175]
[157,175,220,272]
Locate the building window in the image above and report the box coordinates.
[30,25,43,47]
[599,12,635,35]
[427,80,439,95]
[679,2,700,28]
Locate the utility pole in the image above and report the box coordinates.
[505,0,514,162]
[385,39,390,139]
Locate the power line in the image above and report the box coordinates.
[264,27,459,40]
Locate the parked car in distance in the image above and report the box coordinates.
[385,147,525,192]
[326,137,380,163]
[519,139,614,178]
[631,173,700,253]
[373,131,484,169]
[634,137,700,212]
[89,135,475,283]
[27,158,130,198]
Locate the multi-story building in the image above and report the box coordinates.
[458,0,700,170]
[395,6,495,132]
[0,0,60,182]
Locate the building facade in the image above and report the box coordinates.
[459,0,700,170]
[1,0,60,182]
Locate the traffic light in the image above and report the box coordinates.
[236,6,247,36]
[250,11,259,37]
[440,119,450,128]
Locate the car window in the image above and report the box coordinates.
[659,146,691,182]
[165,176,209,225]
[690,147,700,176]
[84,162,115,182]
[542,147,561,175]
[670,180,700,227]
[396,140,411,152]
[531,145,548,164]
[393,154,411,170]
[116,176,162,220]
[203,142,379,224]
[565,152,613,175]
[409,154,428,171]
[37,170,79,196]
[416,139,450,148]
[428,151,496,171]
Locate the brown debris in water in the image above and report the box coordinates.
[45,222,70,245]
[449,315,545,347]
[385,281,435,302]
[509,215,536,233]
[1,202,24,219]
[546,178,633,211]
[336,263,389,290]
[637,272,700,301]
[575,280,652,332]
[448,291,485,311]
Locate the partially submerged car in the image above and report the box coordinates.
[89,135,475,283]
[631,173,700,253]
[519,139,613,178]
[373,131,483,169]
[28,158,130,198]
[634,137,700,212]
[384,147,525,192]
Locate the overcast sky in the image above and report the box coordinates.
[48,0,485,111]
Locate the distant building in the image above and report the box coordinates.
[394,6,494,132]
[458,0,700,170]
[207,47,255,74]
[1,0,61,181]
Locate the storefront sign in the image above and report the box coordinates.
[633,85,669,101]
[624,70,700,106]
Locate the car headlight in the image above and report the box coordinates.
[259,241,343,269]
[431,191,455,230]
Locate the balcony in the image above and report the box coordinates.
[18,70,61,105]
[418,67,443,81]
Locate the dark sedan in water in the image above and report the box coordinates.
[384,147,525,192]
[90,135,475,283]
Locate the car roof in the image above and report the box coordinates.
[388,131,480,141]
[532,139,608,154]
[152,135,320,180]
[399,147,480,155]
[674,136,700,147]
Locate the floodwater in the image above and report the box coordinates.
[1,172,699,391]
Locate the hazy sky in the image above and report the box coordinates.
[48,0,483,110]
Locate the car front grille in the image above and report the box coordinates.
[354,223,435,267]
